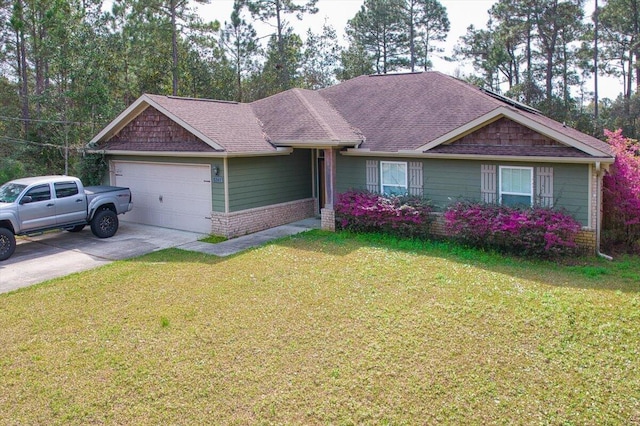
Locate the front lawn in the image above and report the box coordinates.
[1,231,638,424]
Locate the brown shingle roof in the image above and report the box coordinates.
[146,95,274,153]
[92,72,613,159]
[250,89,362,143]
[319,72,613,158]
[517,107,613,157]
[320,72,506,151]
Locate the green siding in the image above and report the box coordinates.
[553,164,590,225]
[424,159,480,207]
[336,155,591,226]
[210,160,224,212]
[336,155,367,192]
[228,150,312,212]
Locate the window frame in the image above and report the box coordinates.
[22,184,52,203]
[54,181,80,198]
[380,161,408,196]
[499,166,533,207]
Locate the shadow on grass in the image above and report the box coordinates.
[124,229,640,294]
[332,231,640,293]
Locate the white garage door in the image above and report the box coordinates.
[112,161,212,233]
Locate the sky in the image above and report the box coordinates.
[197,0,620,100]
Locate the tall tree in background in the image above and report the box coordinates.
[404,0,420,71]
[593,0,600,123]
[244,0,318,89]
[599,0,640,100]
[9,0,57,124]
[220,0,259,101]
[486,0,527,90]
[143,0,211,96]
[404,0,449,72]
[555,1,586,120]
[8,0,30,135]
[454,0,587,121]
[455,25,508,90]
[346,0,408,74]
[106,0,140,105]
[181,27,233,99]
[533,0,585,116]
[301,21,340,89]
[247,26,303,98]
[336,40,375,81]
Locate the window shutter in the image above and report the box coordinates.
[481,165,497,203]
[536,166,554,207]
[366,160,379,192]
[408,161,423,196]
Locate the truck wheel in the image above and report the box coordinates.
[67,225,86,233]
[91,209,119,238]
[0,228,16,261]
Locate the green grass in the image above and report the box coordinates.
[198,234,227,244]
[1,230,639,424]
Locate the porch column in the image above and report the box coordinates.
[321,148,337,231]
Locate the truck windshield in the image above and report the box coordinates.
[0,183,27,203]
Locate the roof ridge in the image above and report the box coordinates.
[437,74,506,108]
[291,89,340,140]
[367,71,424,78]
[480,88,541,114]
[315,90,366,143]
[166,95,239,105]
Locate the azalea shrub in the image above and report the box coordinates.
[602,129,640,253]
[335,190,433,238]
[444,201,582,257]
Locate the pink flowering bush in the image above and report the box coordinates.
[335,190,433,238]
[602,129,640,253]
[444,201,581,257]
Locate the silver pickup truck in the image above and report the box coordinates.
[0,176,133,260]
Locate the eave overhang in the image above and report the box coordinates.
[341,148,615,165]
[86,147,293,158]
[272,138,363,149]
[416,106,613,158]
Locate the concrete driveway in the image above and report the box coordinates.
[0,223,204,294]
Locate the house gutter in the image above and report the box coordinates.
[85,147,294,158]
[342,149,615,165]
[272,139,362,149]
[594,161,613,260]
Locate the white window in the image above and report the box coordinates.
[499,166,533,206]
[380,161,407,195]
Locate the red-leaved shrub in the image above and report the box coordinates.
[444,201,581,257]
[335,190,433,238]
[602,129,640,253]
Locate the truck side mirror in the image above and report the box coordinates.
[19,196,33,205]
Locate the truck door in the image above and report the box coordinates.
[54,181,88,225]
[18,184,56,231]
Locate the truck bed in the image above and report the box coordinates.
[84,185,130,195]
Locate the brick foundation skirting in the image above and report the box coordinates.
[575,229,597,253]
[429,213,598,254]
[210,199,316,238]
[321,208,336,231]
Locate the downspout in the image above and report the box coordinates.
[595,161,613,260]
